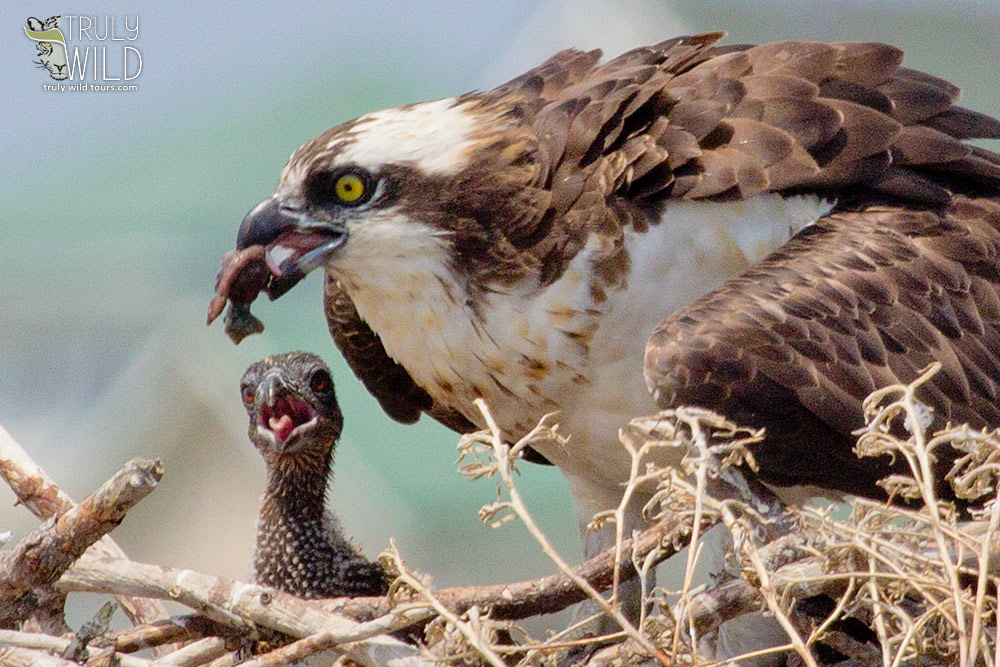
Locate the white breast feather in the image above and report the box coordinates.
[332,194,833,500]
[553,195,833,480]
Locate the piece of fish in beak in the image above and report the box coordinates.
[224,302,265,344]
[207,244,271,343]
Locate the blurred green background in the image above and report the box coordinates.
[2,0,999,633]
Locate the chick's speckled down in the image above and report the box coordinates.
[241,351,389,598]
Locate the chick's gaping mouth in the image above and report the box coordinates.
[259,393,318,446]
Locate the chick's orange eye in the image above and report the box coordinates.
[334,173,366,203]
[310,370,332,393]
[242,387,255,404]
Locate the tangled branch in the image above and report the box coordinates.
[0,425,170,628]
[3,364,1000,665]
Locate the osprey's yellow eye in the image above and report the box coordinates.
[335,173,366,203]
[42,42,51,47]
[304,167,376,208]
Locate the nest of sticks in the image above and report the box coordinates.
[2,363,999,666]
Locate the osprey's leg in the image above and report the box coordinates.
[565,476,652,634]
[697,465,795,666]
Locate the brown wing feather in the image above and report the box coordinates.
[508,34,1000,212]
[321,34,1000,480]
[470,33,1000,326]
[644,197,1000,498]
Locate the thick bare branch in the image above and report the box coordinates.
[0,458,163,623]
[59,555,432,667]
[0,629,152,667]
[0,645,77,667]
[46,508,707,665]
[685,578,759,637]
[55,498,710,633]
[149,636,228,666]
[0,425,76,520]
[93,615,233,654]
[237,631,358,667]
[0,424,170,626]
[332,511,716,624]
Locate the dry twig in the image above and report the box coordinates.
[6,367,1000,665]
[473,399,669,664]
[0,458,162,624]
[0,645,78,667]
[386,541,507,667]
[0,424,170,627]
[0,629,152,666]
[58,554,431,667]
[92,614,233,654]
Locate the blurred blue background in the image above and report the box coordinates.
[3,0,999,632]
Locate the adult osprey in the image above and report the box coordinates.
[214,33,1000,559]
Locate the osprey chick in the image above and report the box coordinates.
[216,34,1000,563]
[241,351,388,599]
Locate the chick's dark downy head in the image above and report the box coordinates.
[240,351,343,460]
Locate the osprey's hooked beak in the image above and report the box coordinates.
[237,197,348,299]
